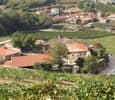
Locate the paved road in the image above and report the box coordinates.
[101,56,115,75]
[0,39,11,46]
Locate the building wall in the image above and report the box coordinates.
[67,52,86,64]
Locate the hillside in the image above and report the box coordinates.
[0,67,115,99]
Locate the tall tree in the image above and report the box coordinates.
[49,41,68,66]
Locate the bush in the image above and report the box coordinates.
[34,62,52,71]
[12,32,37,52]
[0,78,114,99]
[0,68,114,100]
[0,9,52,35]
[0,83,62,100]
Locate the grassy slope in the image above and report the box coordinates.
[0,68,114,100]
[0,67,114,83]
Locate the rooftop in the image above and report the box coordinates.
[66,42,89,53]
[4,54,51,68]
[0,48,20,57]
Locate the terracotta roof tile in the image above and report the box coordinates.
[4,54,51,68]
[66,42,89,53]
[0,48,19,57]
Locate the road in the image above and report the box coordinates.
[0,39,11,46]
[100,56,115,75]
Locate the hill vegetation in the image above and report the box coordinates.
[0,68,114,99]
[0,9,52,36]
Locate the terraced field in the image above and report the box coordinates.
[0,68,114,99]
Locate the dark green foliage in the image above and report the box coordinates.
[81,43,109,74]
[49,42,68,65]
[0,0,55,9]
[75,57,84,67]
[82,56,99,73]
[77,0,96,12]
[12,32,37,52]
[97,3,115,14]
[0,9,52,36]
[34,63,52,71]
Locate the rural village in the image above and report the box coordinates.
[0,0,115,74]
[0,0,115,99]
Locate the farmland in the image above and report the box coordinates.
[0,68,115,99]
[22,29,114,39]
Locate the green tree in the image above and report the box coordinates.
[12,32,26,48]
[93,43,109,63]
[49,41,68,66]
[81,56,98,73]
[0,9,52,35]
[12,32,36,52]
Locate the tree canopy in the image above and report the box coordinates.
[0,9,52,36]
[49,41,68,65]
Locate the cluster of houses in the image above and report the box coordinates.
[43,7,97,24]
[33,5,115,32]
[0,38,92,70]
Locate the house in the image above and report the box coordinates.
[51,15,66,23]
[0,48,21,61]
[48,38,75,47]
[50,8,60,16]
[65,13,97,24]
[63,7,82,14]
[65,42,90,65]
[106,14,115,22]
[35,40,49,53]
[3,54,51,68]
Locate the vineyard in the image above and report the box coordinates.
[19,28,114,39]
[0,68,115,99]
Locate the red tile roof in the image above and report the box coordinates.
[4,54,51,68]
[0,48,19,57]
[66,42,89,53]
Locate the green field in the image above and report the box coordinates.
[0,36,10,42]
[0,67,114,82]
[30,29,115,39]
